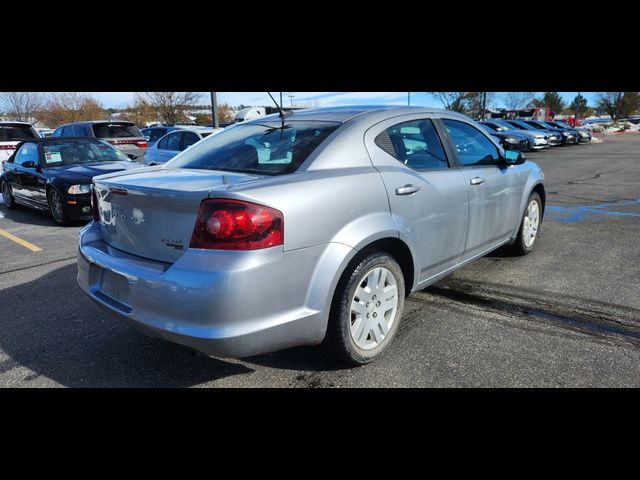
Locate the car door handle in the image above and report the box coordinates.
[470,177,486,186]
[395,184,420,196]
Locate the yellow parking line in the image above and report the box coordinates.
[0,228,43,252]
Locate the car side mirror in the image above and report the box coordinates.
[22,160,37,168]
[127,154,138,160]
[504,150,525,165]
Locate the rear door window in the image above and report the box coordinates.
[72,125,91,136]
[181,132,200,150]
[165,132,183,151]
[374,119,449,171]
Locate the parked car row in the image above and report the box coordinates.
[480,118,592,151]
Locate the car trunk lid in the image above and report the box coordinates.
[93,168,262,263]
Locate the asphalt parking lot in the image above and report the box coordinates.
[1,134,639,387]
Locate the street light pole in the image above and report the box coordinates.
[575,91,581,126]
[408,92,411,106]
[288,95,294,108]
[280,92,283,108]
[210,92,219,128]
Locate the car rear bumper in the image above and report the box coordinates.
[77,222,352,357]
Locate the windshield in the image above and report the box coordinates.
[167,121,341,175]
[0,124,37,141]
[42,139,130,166]
[92,123,143,138]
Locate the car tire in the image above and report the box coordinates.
[509,192,542,256]
[325,251,405,366]
[47,187,71,226]
[1,180,16,210]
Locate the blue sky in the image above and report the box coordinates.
[90,92,598,109]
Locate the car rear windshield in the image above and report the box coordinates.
[42,139,129,166]
[92,123,143,138]
[0,124,37,141]
[167,121,341,175]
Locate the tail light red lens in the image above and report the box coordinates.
[0,145,16,150]
[91,186,100,222]
[190,199,283,250]
[135,141,148,148]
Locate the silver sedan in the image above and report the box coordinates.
[77,106,545,365]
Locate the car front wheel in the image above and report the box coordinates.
[510,192,542,255]
[48,187,71,226]
[326,251,405,365]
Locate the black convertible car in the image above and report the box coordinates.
[1,137,143,225]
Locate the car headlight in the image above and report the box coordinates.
[505,137,519,143]
[68,184,91,195]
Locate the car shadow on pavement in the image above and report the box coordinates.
[0,204,62,228]
[0,263,253,387]
[243,345,349,373]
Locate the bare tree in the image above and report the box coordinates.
[596,92,640,121]
[0,92,44,122]
[120,94,159,126]
[144,92,201,124]
[430,92,472,113]
[36,93,105,128]
[503,92,537,110]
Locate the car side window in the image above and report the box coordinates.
[52,127,63,137]
[165,132,182,151]
[375,119,449,171]
[157,135,169,150]
[148,128,167,143]
[442,119,501,167]
[61,126,74,136]
[73,125,90,137]
[15,143,39,166]
[182,132,200,150]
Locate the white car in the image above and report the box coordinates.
[143,127,221,166]
[1,122,40,164]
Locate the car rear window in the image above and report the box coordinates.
[167,121,340,175]
[0,124,37,141]
[92,123,143,138]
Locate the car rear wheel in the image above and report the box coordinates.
[1,180,16,209]
[48,187,71,226]
[510,192,542,255]
[326,252,405,365]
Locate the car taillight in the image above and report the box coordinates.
[190,199,283,250]
[0,145,16,150]
[135,141,147,148]
[91,186,100,222]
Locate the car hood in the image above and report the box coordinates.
[45,161,144,183]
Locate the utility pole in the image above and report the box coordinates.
[408,92,411,106]
[481,92,487,120]
[210,92,219,128]
[575,91,581,126]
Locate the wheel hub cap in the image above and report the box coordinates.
[523,200,540,248]
[349,266,399,350]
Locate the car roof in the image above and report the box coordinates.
[0,121,35,126]
[57,120,135,126]
[13,137,116,144]
[246,105,469,124]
